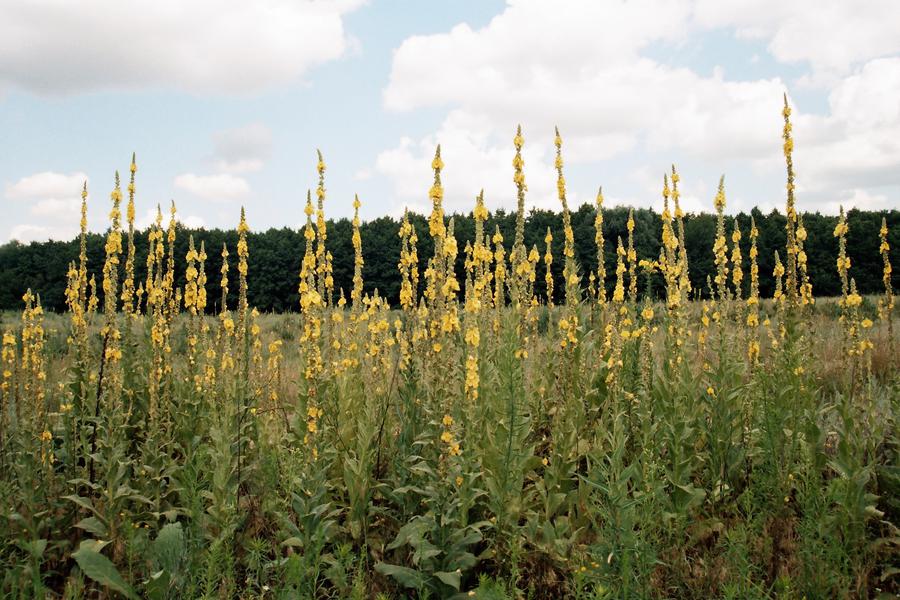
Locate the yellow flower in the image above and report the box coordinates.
[861,318,873,328]
[706,386,715,396]
[442,414,454,427]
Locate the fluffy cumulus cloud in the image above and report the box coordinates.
[8,224,76,244]
[174,173,250,202]
[0,0,364,95]
[5,171,88,242]
[5,171,87,201]
[211,123,273,174]
[693,0,900,83]
[374,0,900,214]
[793,57,900,194]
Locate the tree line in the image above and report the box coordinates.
[1,205,897,313]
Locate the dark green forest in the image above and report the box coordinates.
[1,205,897,313]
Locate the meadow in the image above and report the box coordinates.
[0,108,897,599]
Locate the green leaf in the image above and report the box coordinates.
[434,570,462,590]
[72,541,139,600]
[63,494,97,515]
[374,562,426,590]
[17,539,47,559]
[75,516,109,538]
[281,537,304,548]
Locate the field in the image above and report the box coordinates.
[0,118,898,599]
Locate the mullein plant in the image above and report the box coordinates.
[660,175,681,312]
[544,228,554,306]
[236,207,251,359]
[1,329,16,451]
[315,151,330,304]
[20,291,47,448]
[554,128,580,351]
[671,166,691,299]
[746,217,761,365]
[397,209,418,313]
[833,209,875,384]
[613,238,626,306]
[350,195,365,313]
[834,207,852,356]
[99,174,124,408]
[121,155,138,319]
[492,226,507,338]
[626,209,638,304]
[782,94,800,306]
[712,177,729,303]
[183,236,202,387]
[796,213,813,306]
[299,192,324,458]
[509,126,530,310]
[878,217,894,351]
[594,187,606,307]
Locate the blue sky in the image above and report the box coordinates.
[2,0,899,243]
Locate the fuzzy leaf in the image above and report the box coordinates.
[72,541,139,599]
[374,562,426,590]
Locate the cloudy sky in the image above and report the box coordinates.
[2,0,899,243]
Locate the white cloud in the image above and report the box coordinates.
[792,57,900,193]
[9,223,77,243]
[5,171,87,199]
[373,0,900,216]
[31,197,81,219]
[5,171,87,240]
[694,0,900,84]
[212,123,272,173]
[180,215,206,229]
[0,0,365,95]
[174,173,250,201]
[375,111,562,215]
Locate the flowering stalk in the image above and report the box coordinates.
[797,213,813,306]
[613,237,626,305]
[555,128,579,308]
[783,94,799,305]
[21,290,46,434]
[713,177,729,302]
[660,176,680,311]
[747,217,760,363]
[492,227,506,311]
[672,166,691,298]
[100,174,124,382]
[773,251,785,308]
[544,228,554,306]
[509,126,529,308]
[121,154,138,317]
[1,330,16,436]
[877,217,894,350]
[626,209,637,303]
[731,221,743,301]
[351,195,365,311]
[595,187,606,306]
[237,207,250,350]
[315,151,330,304]
[398,210,418,311]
